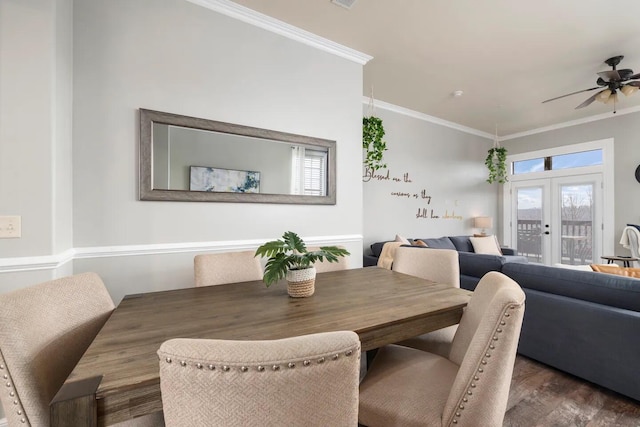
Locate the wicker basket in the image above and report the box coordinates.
[286,267,316,298]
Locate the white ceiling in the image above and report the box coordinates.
[230,0,640,136]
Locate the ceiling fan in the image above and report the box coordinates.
[542,55,640,113]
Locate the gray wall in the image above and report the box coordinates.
[363,106,497,251]
[0,0,364,315]
[501,111,640,254]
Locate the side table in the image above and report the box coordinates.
[600,255,639,268]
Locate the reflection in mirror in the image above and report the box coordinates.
[140,109,336,204]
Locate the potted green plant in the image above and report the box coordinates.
[255,231,350,297]
[485,146,508,184]
[363,116,387,172]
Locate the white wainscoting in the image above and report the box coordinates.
[0,235,363,274]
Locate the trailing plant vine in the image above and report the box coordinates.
[363,116,387,172]
[485,147,508,184]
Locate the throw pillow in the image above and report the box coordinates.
[394,234,411,245]
[469,235,502,255]
[413,239,429,247]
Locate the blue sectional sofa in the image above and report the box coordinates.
[500,262,640,402]
[363,235,528,288]
[364,235,640,401]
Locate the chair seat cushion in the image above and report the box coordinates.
[359,345,458,427]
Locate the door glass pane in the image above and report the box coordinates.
[517,187,543,262]
[560,184,594,265]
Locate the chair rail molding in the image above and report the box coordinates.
[0,235,363,274]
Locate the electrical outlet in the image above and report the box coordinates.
[0,216,21,238]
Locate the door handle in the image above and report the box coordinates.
[544,231,550,235]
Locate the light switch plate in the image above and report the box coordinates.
[0,216,21,238]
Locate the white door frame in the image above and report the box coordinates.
[503,138,615,261]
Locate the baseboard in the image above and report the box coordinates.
[0,234,363,274]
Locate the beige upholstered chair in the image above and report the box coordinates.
[158,331,361,427]
[392,246,460,357]
[359,271,525,427]
[193,250,262,287]
[0,273,164,427]
[307,246,350,273]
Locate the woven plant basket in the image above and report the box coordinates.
[286,267,316,298]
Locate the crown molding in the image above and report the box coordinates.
[184,0,372,65]
[501,105,640,141]
[362,97,494,140]
[0,235,363,273]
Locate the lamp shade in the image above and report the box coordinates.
[474,216,493,230]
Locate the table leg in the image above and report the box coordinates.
[607,259,613,264]
[50,376,101,427]
[366,349,378,370]
[624,260,630,267]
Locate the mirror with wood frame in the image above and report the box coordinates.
[139,109,336,204]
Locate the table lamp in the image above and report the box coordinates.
[474,216,493,236]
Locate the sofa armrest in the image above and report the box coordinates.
[363,255,379,267]
[501,247,515,255]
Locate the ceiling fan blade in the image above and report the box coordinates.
[627,81,640,87]
[629,73,640,80]
[575,90,604,109]
[598,70,620,81]
[542,87,601,103]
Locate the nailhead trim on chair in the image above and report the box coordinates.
[0,349,28,425]
[162,349,357,373]
[449,304,521,426]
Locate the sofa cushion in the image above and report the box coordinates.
[370,241,392,258]
[502,262,640,312]
[448,236,474,252]
[418,237,456,250]
[458,252,507,278]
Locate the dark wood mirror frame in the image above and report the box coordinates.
[139,109,336,204]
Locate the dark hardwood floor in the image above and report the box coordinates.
[504,356,640,427]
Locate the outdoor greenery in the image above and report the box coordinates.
[255,231,350,287]
[485,147,508,184]
[363,116,387,171]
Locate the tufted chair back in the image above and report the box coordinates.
[392,247,461,357]
[194,251,262,287]
[158,331,361,427]
[0,273,115,427]
[392,247,460,288]
[444,271,525,426]
[358,271,524,427]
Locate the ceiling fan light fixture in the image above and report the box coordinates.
[621,85,638,96]
[605,91,618,104]
[596,89,611,103]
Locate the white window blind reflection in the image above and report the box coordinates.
[291,147,327,196]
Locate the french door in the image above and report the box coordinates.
[509,174,602,265]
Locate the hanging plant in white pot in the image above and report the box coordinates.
[363,90,388,172]
[485,125,508,184]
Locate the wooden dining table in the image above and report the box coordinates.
[50,267,471,426]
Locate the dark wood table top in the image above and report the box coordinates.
[54,267,471,426]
